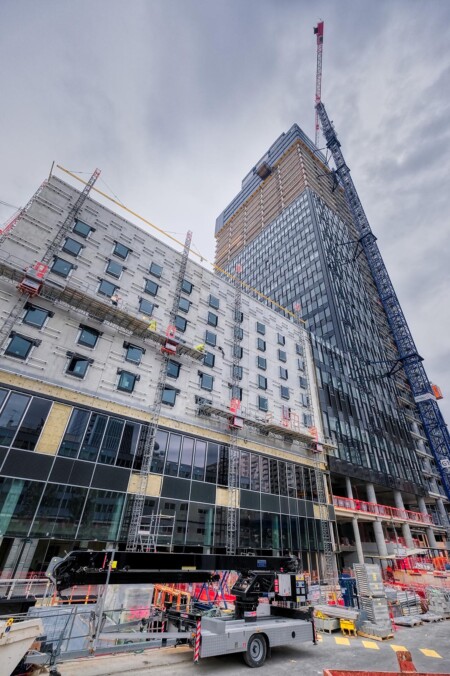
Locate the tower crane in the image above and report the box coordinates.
[316,101,450,499]
[314,21,324,148]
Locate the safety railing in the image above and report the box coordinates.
[332,496,433,524]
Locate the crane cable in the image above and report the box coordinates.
[56,164,304,323]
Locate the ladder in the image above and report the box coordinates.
[0,171,100,352]
[41,169,101,265]
[138,513,175,552]
[226,264,243,556]
[316,101,450,499]
[126,231,192,552]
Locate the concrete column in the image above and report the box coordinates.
[417,497,439,552]
[393,490,415,549]
[1,538,39,579]
[436,499,450,527]
[345,477,364,563]
[366,484,388,567]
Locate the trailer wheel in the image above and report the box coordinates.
[243,633,267,668]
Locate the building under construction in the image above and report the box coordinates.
[215,118,450,568]
[0,172,334,580]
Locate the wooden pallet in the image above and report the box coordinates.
[357,631,394,641]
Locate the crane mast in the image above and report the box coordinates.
[316,101,450,499]
[314,21,324,148]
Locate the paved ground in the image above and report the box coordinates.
[59,621,450,675]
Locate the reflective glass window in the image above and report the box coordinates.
[113,242,131,259]
[257,356,266,370]
[106,260,123,278]
[116,422,140,468]
[257,338,266,351]
[209,294,219,309]
[79,413,107,461]
[258,396,268,412]
[78,326,100,348]
[0,393,30,446]
[144,279,159,296]
[125,344,144,364]
[203,352,215,368]
[73,220,92,238]
[98,279,117,297]
[13,397,52,450]
[117,371,138,393]
[174,315,187,332]
[98,418,124,464]
[205,442,219,483]
[258,375,267,390]
[281,386,290,400]
[51,257,73,278]
[178,297,191,313]
[59,408,90,457]
[200,373,214,391]
[63,237,83,257]
[278,349,287,362]
[193,440,206,481]
[181,279,193,294]
[5,335,34,360]
[150,429,169,473]
[207,312,218,327]
[139,298,154,315]
[66,355,90,378]
[23,304,50,329]
[179,436,194,478]
[167,360,181,379]
[165,433,182,476]
[256,322,265,335]
[205,330,216,346]
[149,262,163,278]
[162,386,178,406]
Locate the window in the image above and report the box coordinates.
[233,365,243,380]
[258,375,267,390]
[297,358,305,371]
[23,304,52,328]
[300,393,310,407]
[5,334,35,360]
[205,330,216,347]
[199,372,214,391]
[117,370,139,393]
[303,413,312,427]
[296,342,304,355]
[257,338,266,351]
[73,220,93,238]
[278,349,287,362]
[234,326,243,340]
[207,312,218,327]
[280,367,288,380]
[258,396,269,412]
[149,262,163,278]
[98,279,118,297]
[234,345,243,359]
[256,322,265,335]
[139,298,154,315]
[234,310,244,323]
[280,386,290,400]
[106,259,124,278]
[124,342,145,364]
[113,242,131,259]
[144,279,159,296]
[174,315,187,332]
[162,386,178,406]
[51,257,74,278]
[277,333,285,346]
[66,354,91,378]
[209,294,219,309]
[203,352,215,368]
[63,237,83,257]
[78,325,100,348]
[299,376,308,389]
[257,356,266,370]
[181,279,193,294]
[229,384,243,400]
[167,360,181,379]
[178,297,191,313]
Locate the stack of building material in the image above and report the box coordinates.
[396,591,422,616]
[427,587,450,618]
[353,564,392,640]
[314,605,359,620]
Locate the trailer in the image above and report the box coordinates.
[44,550,316,669]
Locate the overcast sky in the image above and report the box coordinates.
[1,0,449,424]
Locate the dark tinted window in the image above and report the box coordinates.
[66,355,90,378]
[79,413,107,461]
[23,304,50,328]
[51,257,73,278]
[73,220,92,238]
[113,242,131,259]
[59,408,90,458]
[98,418,124,464]
[5,335,33,360]
[78,326,100,348]
[117,371,138,393]
[0,392,30,446]
[162,387,178,406]
[174,315,187,332]
[167,361,181,378]
[63,237,83,257]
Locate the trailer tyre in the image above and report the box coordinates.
[243,633,267,668]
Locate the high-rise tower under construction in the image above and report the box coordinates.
[215,121,450,567]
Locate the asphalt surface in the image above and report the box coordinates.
[59,620,450,675]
